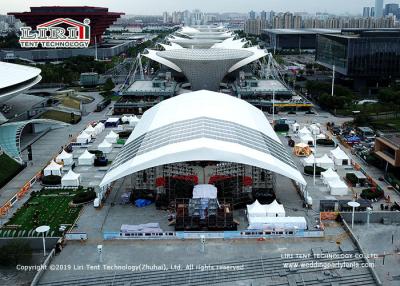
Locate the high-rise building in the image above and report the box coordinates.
[163,12,169,23]
[375,0,384,18]
[363,7,371,17]
[384,3,400,17]
[371,7,376,17]
[249,11,256,20]
[260,10,267,21]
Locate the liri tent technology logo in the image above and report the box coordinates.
[19,18,91,48]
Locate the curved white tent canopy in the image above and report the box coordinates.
[212,38,248,49]
[142,49,182,73]
[159,42,184,50]
[100,90,306,188]
[228,47,268,73]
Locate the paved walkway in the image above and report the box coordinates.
[0,92,109,221]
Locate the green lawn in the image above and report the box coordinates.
[371,118,400,131]
[0,153,24,188]
[40,110,81,124]
[1,189,84,237]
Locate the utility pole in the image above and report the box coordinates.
[331,65,335,97]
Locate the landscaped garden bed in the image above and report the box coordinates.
[0,188,88,237]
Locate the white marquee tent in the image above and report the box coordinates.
[328,179,348,196]
[43,160,62,176]
[299,127,311,136]
[105,131,119,144]
[248,216,307,230]
[316,154,335,170]
[78,150,95,166]
[94,122,105,135]
[309,124,320,135]
[321,168,340,184]
[302,154,315,166]
[247,200,267,217]
[129,115,140,127]
[61,170,81,187]
[330,147,351,166]
[317,133,326,139]
[292,122,300,132]
[98,140,113,154]
[56,150,73,166]
[76,131,91,144]
[121,115,129,123]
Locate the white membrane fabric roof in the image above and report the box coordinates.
[100,90,306,188]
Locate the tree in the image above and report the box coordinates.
[103,78,115,92]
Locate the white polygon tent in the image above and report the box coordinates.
[247,200,267,218]
[316,154,335,170]
[330,147,350,166]
[61,170,81,187]
[56,150,73,166]
[98,140,113,154]
[84,125,96,137]
[265,200,285,217]
[328,179,348,196]
[292,122,300,132]
[299,127,311,136]
[43,160,62,176]
[105,131,119,144]
[302,154,315,166]
[78,150,95,166]
[300,134,315,146]
[321,168,340,184]
[309,124,320,135]
[76,131,91,144]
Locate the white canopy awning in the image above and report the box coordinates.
[44,160,62,176]
[330,146,350,160]
[299,127,311,135]
[61,169,81,187]
[328,179,348,196]
[98,140,113,154]
[316,154,335,169]
[265,200,285,217]
[56,150,73,165]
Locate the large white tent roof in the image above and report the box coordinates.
[330,146,350,160]
[100,90,305,187]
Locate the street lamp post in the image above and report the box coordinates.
[35,225,50,257]
[331,65,335,97]
[367,207,372,228]
[347,201,360,229]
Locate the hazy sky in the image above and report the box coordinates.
[0,0,387,15]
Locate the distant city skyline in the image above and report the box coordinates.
[1,0,398,15]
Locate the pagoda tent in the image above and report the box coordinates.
[84,125,96,137]
[121,115,129,123]
[129,115,140,127]
[247,200,267,218]
[292,122,300,132]
[321,168,340,185]
[76,131,91,144]
[330,147,351,166]
[98,140,113,154]
[61,170,81,187]
[315,154,335,170]
[43,160,62,176]
[56,150,73,166]
[105,131,119,144]
[300,134,315,146]
[78,150,95,166]
[265,200,285,217]
[94,122,105,135]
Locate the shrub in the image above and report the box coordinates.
[316,139,335,146]
[360,188,384,200]
[346,173,358,186]
[304,165,326,176]
[274,124,289,132]
[41,175,61,185]
[72,190,96,204]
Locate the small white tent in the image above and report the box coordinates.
[76,131,91,144]
[44,160,62,176]
[309,124,320,135]
[61,170,81,187]
[330,147,350,166]
[98,140,113,154]
[78,150,95,166]
[328,179,348,196]
[321,168,340,184]
[316,154,335,170]
[265,200,285,217]
[317,133,326,139]
[56,150,73,166]
[84,125,96,137]
[105,131,119,144]
[247,200,266,217]
[121,115,129,123]
[300,134,315,146]
[129,115,140,127]
[302,154,315,166]
[292,122,300,132]
[299,127,311,135]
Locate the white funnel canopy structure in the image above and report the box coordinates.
[100,90,306,188]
